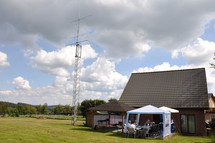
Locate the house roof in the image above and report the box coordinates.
[208,93,215,101]
[90,101,134,112]
[119,68,209,109]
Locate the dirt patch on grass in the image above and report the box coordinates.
[38,116,46,119]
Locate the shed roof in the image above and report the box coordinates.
[119,68,209,109]
[90,101,134,112]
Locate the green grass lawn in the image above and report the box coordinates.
[0,117,214,143]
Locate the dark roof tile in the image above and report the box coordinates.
[119,68,209,109]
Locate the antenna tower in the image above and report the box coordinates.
[72,16,82,126]
[71,13,90,125]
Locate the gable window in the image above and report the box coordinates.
[181,114,195,134]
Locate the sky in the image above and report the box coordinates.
[0,0,215,105]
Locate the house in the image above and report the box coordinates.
[119,68,209,136]
[205,93,215,122]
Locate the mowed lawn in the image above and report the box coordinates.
[0,117,214,143]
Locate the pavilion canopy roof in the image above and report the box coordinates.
[127,105,170,114]
[159,106,179,113]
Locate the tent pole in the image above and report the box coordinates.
[108,112,110,127]
[137,113,140,126]
[121,112,124,133]
[163,113,165,139]
[125,113,129,133]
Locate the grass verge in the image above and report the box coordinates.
[0,117,214,143]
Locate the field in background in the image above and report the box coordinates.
[0,117,214,143]
[20,114,85,121]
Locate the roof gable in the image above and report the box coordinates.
[119,68,209,109]
[208,93,215,108]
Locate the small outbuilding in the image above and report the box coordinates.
[88,101,134,132]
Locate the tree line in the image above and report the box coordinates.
[0,98,117,117]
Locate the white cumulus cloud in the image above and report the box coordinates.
[0,51,10,66]
[181,38,215,65]
[171,38,215,66]
[80,57,128,100]
[31,44,97,76]
[12,76,31,90]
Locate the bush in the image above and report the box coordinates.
[9,112,19,117]
[15,112,19,117]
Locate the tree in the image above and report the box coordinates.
[7,107,15,115]
[35,104,42,114]
[108,98,117,102]
[41,103,49,114]
[80,99,106,117]
[0,102,8,114]
[17,104,25,115]
[30,107,37,114]
[24,105,31,114]
[64,105,72,115]
[52,105,64,115]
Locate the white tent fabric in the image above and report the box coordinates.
[159,106,179,113]
[126,105,171,139]
[128,105,169,114]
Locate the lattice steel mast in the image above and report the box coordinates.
[72,17,82,126]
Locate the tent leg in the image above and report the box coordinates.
[125,113,129,133]
[108,113,110,127]
[122,112,124,133]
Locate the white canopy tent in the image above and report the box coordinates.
[159,106,179,113]
[126,105,171,138]
[159,106,179,133]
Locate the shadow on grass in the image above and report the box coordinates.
[70,126,163,141]
[70,126,113,133]
[108,133,163,141]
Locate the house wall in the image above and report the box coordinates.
[205,113,211,122]
[86,112,94,127]
[174,109,207,136]
[205,113,215,121]
[205,108,215,122]
[204,95,215,122]
[209,97,215,108]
